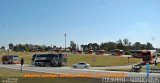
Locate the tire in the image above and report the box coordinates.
[37,63,40,67]
[34,63,37,66]
[58,63,62,67]
[50,64,54,67]
[73,66,77,69]
[41,64,45,67]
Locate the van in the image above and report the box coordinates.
[2,55,19,64]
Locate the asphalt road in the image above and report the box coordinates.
[0,63,159,77]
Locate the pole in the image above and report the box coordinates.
[8,49,9,55]
[146,63,150,83]
[64,33,66,52]
[128,57,130,65]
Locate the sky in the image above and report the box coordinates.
[0,0,160,48]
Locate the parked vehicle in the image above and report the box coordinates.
[73,62,90,69]
[2,55,19,64]
[110,49,124,56]
[141,50,156,65]
[31,53,68,67]
[130,50,142,58]
[130,50,156,58]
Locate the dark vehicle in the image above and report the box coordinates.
[31,54,67,67]
[2,55,19,64]
[130,65,142,73]
[58,53,67,66]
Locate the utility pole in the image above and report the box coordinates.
[64,33,67,52]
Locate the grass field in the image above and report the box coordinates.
[0,68,101,83]
[0,52,141,67]
[68,54,141,67]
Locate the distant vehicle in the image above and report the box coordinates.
[73,62,90,69]
[31,53,67,67]
[2,55,19,64]
[96,50,106,55]
[130,50,156,58]
[110,49,124,56]
[141,50,157,65]
[130,50,143,58]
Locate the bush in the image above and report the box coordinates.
[125,51,131,55]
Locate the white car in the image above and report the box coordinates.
[73,62,90,69]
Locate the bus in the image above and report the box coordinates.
[110,49,124,56]
[58,53,67,66]
[130,50,156,58]
[2,55,19,64]
[141,50,156,65]
[95,50,106,55]
[130,50,143,58]
[31,53,67,67]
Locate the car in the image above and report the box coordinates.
[73,62,90,69]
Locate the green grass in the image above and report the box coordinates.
[0,52,141,67]
[67,54,141,67]
[0,68,101,83]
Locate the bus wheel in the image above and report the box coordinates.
[43,64,46,67]
[34,63,37,66]
[54,64,58,67]
[58,63,62,67]
[50,64,54,67]
[37,63,40,67]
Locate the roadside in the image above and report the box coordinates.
[0,67,101,83]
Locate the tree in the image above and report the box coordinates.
[106,42,117,51]
[133,42,141,50]
[140,44,146,50]
[116,39,124,50]
[0,46,5,51]
[146,42,154,50]
[123,38,129,46]
[9,43,14,51]
[100,42,108,51]
[70,41,76,52]
[81,45,88,52]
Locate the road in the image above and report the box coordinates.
[0,63,159,77]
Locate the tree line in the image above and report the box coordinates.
[0,43,57,52]
[0,38,154,53]
[70,38,154,54]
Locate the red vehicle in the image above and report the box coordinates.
[111,49,124,56]
[131,50,157,65]
[141,50,156,64]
